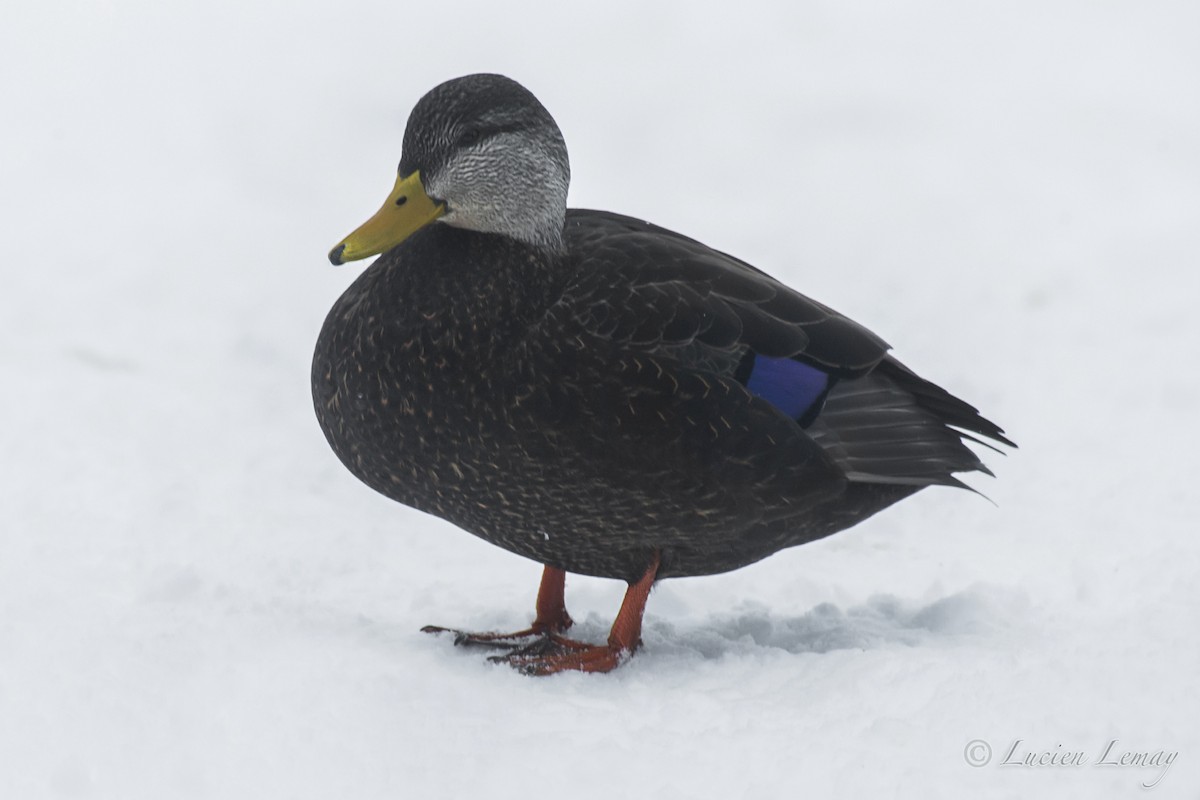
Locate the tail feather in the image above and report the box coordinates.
[807,356,1013,489]
[880,358,1016,448]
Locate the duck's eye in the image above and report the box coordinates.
[458,129,486,148]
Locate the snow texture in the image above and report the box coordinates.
[2,1,1198,798]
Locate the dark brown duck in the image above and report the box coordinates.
[313,74,1013,674]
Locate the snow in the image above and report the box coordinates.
[2,1,1198,798]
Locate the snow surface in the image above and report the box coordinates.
[2,1,1198,798]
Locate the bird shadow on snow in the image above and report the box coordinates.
[298,584,1025,672]
[636,584,1027,662]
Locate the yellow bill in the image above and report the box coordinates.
[328,171,445,265]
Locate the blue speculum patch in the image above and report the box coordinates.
[743,354,831,423]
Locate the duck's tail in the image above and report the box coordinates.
[806,356,1015,490]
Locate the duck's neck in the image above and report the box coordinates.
[374,223,566,358]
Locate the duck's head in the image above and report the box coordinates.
[329,74,570,265]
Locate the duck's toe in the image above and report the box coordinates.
[420,622,573,650]
[492,639,637,676]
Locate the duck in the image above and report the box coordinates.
[313,73,1014,675]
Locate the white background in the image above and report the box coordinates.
[2,1,1197,798]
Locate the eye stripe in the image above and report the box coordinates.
[456,122,529,150]
[458,130,485,147]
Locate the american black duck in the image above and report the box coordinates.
[313,74,1013,674]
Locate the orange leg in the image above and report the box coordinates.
[531,565,574,634]
[495,550,661,676]
[421,565,574,647]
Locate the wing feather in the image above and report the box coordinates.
[559,209,1014,489]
